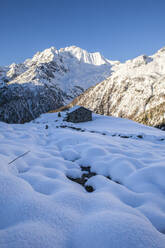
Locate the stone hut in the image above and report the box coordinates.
[64,106,92,123]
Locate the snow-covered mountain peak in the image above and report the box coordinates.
[59,45,110,66]
[0,45,116,123]
[123,54,153,69]
[111,47,165,78]
[24,45,113,68]
[30,46,58,64]
[157,46,165,54]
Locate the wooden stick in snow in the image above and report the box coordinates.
[8,150,30,165]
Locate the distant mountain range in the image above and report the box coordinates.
[0,46,118,123]
[1,45,165,127]
[68,47,165,128]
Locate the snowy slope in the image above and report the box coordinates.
[0,111,165,247]
[0,66,9,85]
[72,46,165,127]
[0,46,117,123]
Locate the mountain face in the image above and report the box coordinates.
[0,46,117,123]
[69,47,165,127]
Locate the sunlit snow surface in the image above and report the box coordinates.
[0,113,165,248]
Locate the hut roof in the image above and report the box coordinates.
[67,106,92,114]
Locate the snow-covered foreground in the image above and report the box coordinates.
[1,112,165,248]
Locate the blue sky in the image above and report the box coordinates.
[1,0,165,65]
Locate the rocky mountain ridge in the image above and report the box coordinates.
[0,46,117,123]
[68,47,165,127]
